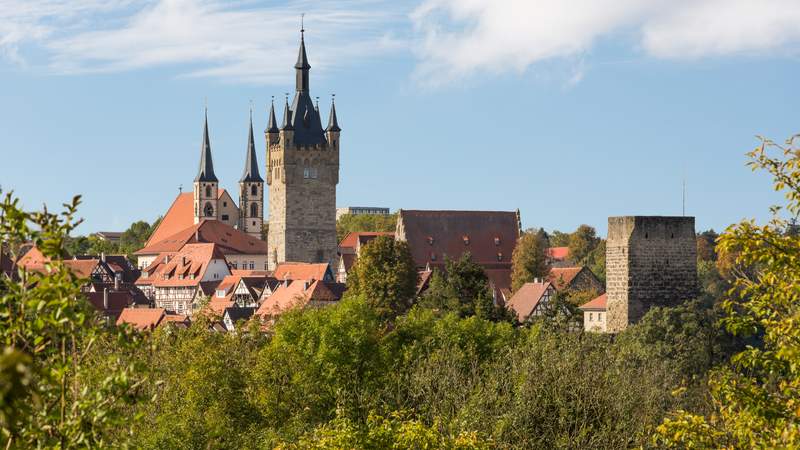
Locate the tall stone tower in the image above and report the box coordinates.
[193,110,219,224]
[606,216,698,332]
[265,29,340,269]
[238,111,264,239]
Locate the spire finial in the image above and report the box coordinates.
[301,13,305,34]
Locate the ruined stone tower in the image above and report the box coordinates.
[265,29,340,270]
[606,216,697,332]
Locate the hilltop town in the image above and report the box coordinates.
[3,30,700,335]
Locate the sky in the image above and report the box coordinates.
[0,0,799,236]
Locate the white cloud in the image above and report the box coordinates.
[0,0,405,83]
[411,0,800,84]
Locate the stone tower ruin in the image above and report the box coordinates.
[606,216,697,332]
[265,28,340,270]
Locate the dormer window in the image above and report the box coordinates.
[494,237,501,246]
[462,235,470,245]
[216,289,225,298]
[497,252,503,261]
[430,253,437,261]
[427,236,435,245]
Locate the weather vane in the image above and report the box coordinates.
[301,13,305,32]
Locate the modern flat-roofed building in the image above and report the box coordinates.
[336,206,390,220]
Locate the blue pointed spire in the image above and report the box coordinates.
[240,110,263,183]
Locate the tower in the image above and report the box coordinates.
[194,110,219,224]
[239,110,264,239]
[266,28,340,270]
[605,216,698,332]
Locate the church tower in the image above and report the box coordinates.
[239,110,264,239]
[266,28,340,269]
[194,110,219,224]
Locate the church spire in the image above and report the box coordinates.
[266,98,279,133]
[195,109,218,182]
[280,95,293,130]
[295,26,310,92]
[327,96,341,132]
[240,109,263,182]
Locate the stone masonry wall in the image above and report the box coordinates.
[606,216,697,332]
[266,130,339,270]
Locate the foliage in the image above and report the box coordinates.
[510,229,550,292]
[336,213,397,242]
[655,134,800,448]
[0,192,147,448]
[347,236,417,320]
[420,253,513,322]
[64,217,160,262]
[549,230,570,247]
[567,224,601,265]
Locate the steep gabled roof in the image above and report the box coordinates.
[255,279,343,317]
[548,267,584,291]
[151,243,228,288]
[146,190,232,247]
[338,232,394,250]
[506,281,554,322]
[136,219,267,256]
[397,210,520,269]
[116,308,166,330]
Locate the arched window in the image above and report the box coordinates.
[251,184,258,196]
[205,185,212,198]
[204,202,214,217]
[250,203,258,217]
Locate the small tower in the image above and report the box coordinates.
[239,109,265,239]
[194,110,219,224]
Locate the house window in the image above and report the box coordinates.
[494,237,501,246]
[249,261,255,270]
[311,167,318,179]
[430,253,437,261]
[589,312,594,321]
[223,201,227,207]
[304,167,310,179]
[232,262,237,269]
[598,313,602,321]
[221,214,229,221]
[462,235,470,245]
[216,290,225,298]
[427,236,434,245]
[497,252,503,261]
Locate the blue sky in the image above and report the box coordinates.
[1,0,798,236]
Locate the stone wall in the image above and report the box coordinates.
[606,216,697,332]
[266,130,339,270]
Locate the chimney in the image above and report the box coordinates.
[114,276,120,291]
[100,252,105,263]
[303,281,309,290]
[182,256,187,266]
[195,229,200,242]
[103,288,109,310]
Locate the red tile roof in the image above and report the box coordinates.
[16,246,49,269]
[255,279,344,317]
[506,281,553,322]
[136,219,266,256]
[548,267,584,290]
[579,293,607,311]
[146,191,231,247]
[546,247,570,260]
[273,262,331,282]
[151,243,229,288]
[84,290,133,320]
[397,210,519,269]
[339,232,395,250]
[116,308,166,330]
[63,259,100,279]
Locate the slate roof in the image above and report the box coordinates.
[224,306,256,324]
[240,114,263,182]
[265,101,279,133]
[195,111,218,182]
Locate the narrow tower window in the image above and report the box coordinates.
[205,185,212,197]
[204,202,214,217]
[251,184,258,196]
[250,203,258,217]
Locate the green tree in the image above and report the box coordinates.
[511,230,550,292]
[0,192,147,448]
[655,134,800,448]
[585,239,606,284]
[336,213,397,242]
[549,230,570,247]
[420,253,512,322]
[567,224,600,265]
[348,236,417,320]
